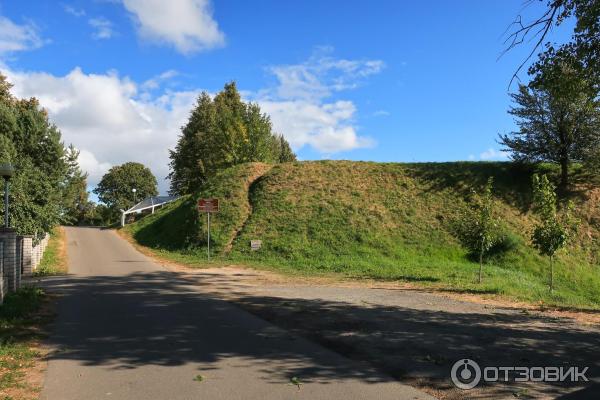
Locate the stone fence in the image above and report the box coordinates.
[0,230,50,304]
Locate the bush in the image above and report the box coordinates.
[0,287,44,320]
[487,231,521,261]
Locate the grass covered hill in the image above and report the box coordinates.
[124,161,600,309]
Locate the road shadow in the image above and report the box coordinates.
[42,271,398,387]
[214,290,600,399]
[41,269,600,399]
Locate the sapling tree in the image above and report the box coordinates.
[455,177,502,283]
[531,174,576,293]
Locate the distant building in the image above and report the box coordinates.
[121,196,178,226]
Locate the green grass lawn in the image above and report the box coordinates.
[124,161,600,310]
[0,287,47,399]
[34,228,67,276]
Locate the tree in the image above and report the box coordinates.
[169,82,296,195]
[499,58,600,190]
[0,76,70,241]
[531,174,575,292]
[273,135,297,163]
[454,177,502,283]
[505,0,599,87]
[61,145,90,225]
[93,162,158,221]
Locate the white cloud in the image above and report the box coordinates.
[78,149,112,180]
[141,69,178,91]
[121,0,225,54]
[266,47,384,101]
[260,99,374,153]
[3,66,197,194]
[479,148,509,161]
[0,49,382,191]
[256,49,383,153]
[63,4,86,17]
[89,17,116,40]
[0,16,44,54]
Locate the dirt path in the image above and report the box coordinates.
[160,264,600,399]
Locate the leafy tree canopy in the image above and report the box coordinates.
[453,177,503,283]
[531,174,577,291]
[499,55,600,189]
[61,144,90,225]
[0,75,79,240]
[507,0,599,87]
[93,162,158,220]
[169,82,296,195]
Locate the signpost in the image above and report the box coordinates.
[250,240,262,251]
[197,199,220,260]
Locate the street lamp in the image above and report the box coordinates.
[0,164,14,228]
[132,188,137,204]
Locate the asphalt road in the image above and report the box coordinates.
[40,227,434,400]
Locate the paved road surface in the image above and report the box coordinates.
[40,227,433,400]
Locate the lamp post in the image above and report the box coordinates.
[0,164,14,228]
[132,188,137,204]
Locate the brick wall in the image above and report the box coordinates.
[0,228,17,303]
[31,233,50,271]
[20,236,33,276]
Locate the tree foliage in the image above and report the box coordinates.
[506,0,599,87]
[499,58,600,189]
[168,82,296,195]
[93,162,158,221]
[531,174,576,292]
[453,177,503,283]
[0,75,76,241]
[61,145,91,225]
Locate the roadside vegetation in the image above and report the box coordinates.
[124,2,600,311]
[124,160,600,310]
[0,287,48,400]
[34,227,68,276]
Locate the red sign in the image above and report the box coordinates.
[197,198,219,213]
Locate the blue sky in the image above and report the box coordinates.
[0,1,573,194]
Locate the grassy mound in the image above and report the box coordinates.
[124,161,600,308]
[125,163,271,263]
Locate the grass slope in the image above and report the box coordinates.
[0,287,47,399]
[125,161,600,309]
[34,227,67,276]
[125,163,272,265]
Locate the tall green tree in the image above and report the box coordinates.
[61,145,90,225]
[531,174,576,292]
[0,76,69,241]
[93,162,158,221]
[453,177,502,283]
[273,135,297,163]
[168,82,296,195]
[499,57,600,190]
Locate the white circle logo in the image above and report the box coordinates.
[451,359,481,390]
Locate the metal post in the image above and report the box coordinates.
[4,178,8,228]
[207,212,211,261]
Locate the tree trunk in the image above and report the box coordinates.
[549,254,554,293]
[478,242,484,284]
[559,157,569,193]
